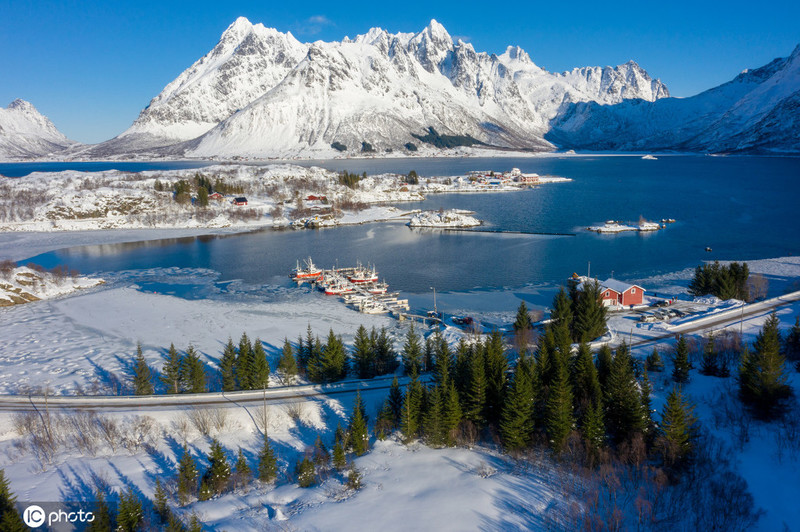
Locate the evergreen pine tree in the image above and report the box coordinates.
[321,329,347,382]
[646,347,665,372]
[234,448,251,489]
[219,337,238,391]
[423,336,435,373]
[332,439,347,470]
[87,490,113,532]
[313,435,330,467]
[442,382,463,446]
[374,327,398,376]
[453,339,473,399]
[604,342,646,444]
[0,469,25,532]
[700,332,719,376]
[658,386,698,467]
[306,335,325,382]
[499,355,534,452]
[401,376,424,442]
[295,457,316,488]
[388,377,404,427]
[236,333,254,390]
[203,439,231,496]
[277,337,298,385]
[375,399,394,440]
[513,300,532,333]
[295,331,308,376]
[181,346,207,393]
[161,343,182,394]
[250,339,270,390]
[484,331,509,425]
[545,356,574,452]
[177,444,198,505]
[257,434,278,483]
[153,479,169,524]
[116,487,143,532]
[573,280,608,343]
[551,287,575,339]
[423,385,446,446]
[187,513,203,532]
[672,335,691,384]
[351,324,374,378]
[465,345,488,426]
[401,323,423,376]
[580,399,605,455]
[783,316,800,369]
[739,312,793,419]
[132,342,154,395]
[640,368,654,434]
[570,342,602,418]
[595,344,613,390]
[432,330,452,388]
[349,391,370,456]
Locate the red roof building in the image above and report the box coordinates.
[598,279,645,307]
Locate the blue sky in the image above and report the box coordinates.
[1,0,797,143]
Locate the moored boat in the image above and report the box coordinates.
[291,257,323,281]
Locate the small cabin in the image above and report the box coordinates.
[233,197,248,206]
[209,192,223,200]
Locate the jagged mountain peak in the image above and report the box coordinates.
[0,99,76,159]
[8,98,37,112]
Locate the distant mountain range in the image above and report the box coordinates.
[2,18,798,160]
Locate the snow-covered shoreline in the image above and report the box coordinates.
[0,264,103,306]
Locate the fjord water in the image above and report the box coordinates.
[24,156,800,296]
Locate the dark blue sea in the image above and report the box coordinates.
[14,155,800,308]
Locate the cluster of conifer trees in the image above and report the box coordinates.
[688,261,750,300]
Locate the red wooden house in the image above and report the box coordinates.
[598,279,645,307]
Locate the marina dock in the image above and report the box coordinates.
[291,258,410,316]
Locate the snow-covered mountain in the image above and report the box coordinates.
[84,18,669,158]
[548,45,800,154]
[0,99,77,160]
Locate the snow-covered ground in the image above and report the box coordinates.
[1,237,799,529]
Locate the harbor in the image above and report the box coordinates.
[291,258,411,317]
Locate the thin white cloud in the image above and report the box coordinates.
[297,15,334,36]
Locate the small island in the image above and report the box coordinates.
[407,209,482,228]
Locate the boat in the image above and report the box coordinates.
[323,280,354,295]
[348,264,379,284]
[291,257,323,281]
[366,281,389,294]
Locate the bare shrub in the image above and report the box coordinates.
[210,408,231,434]
[188,407,214,437]
[284,402,307,424]
[121,415,161,453]
[0,259,15,279]
[747,273,769,301]
[171,414,193,443]
[254,404,271,435]
[12,412,39,437]
[97,416,121,452]
[71,411,101,455]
